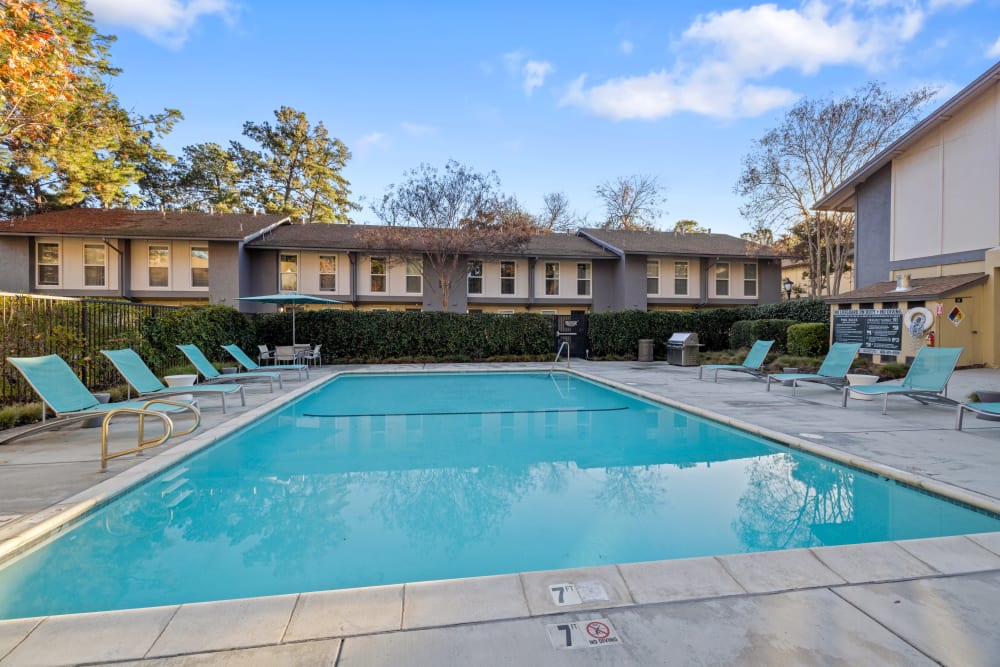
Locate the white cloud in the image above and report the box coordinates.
[988,35,1000,58]
[522,60,554,95]
[356,132,388,157]
[620,39,634,55]
[563,0,943,120]
[85,0,235,48]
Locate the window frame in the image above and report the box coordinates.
[37,241,61,287]
[576,262,591,296]
[190,245,209,288]
[279,252,299,292]
[674,260,689,296]
[370,256,388,293]
[83,243,107,287]
[646,260,659,295]
[148,244,170,288]
[715,262,730,296]
[544,262,560,296]
[467,259,483,295]
[405,257,422,294]
[500,260,516,295]
[318,254,337,292]
[743,262,757,297]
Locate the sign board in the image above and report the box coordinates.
[546,619,622,649]
[833,309,903,355]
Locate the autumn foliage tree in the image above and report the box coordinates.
[364,160,534,310]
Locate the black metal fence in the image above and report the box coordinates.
[548,314,590,358]
[1,293,178,404]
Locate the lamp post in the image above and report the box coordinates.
[782,277,793,300]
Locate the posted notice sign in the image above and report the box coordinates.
[833,309,903,355]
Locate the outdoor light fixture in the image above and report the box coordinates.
[783,277,793,300]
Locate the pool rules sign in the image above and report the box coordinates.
[546,618,622,649]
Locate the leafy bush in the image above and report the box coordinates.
[140,305,257,368]
[730,319,797,352]
[786,323,830,357]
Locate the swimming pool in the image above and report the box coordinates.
[1,371,998,620]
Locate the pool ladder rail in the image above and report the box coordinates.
[550,340,570,375]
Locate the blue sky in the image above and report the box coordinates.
[85,0,1000,236]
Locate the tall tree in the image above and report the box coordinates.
[735,82,935,296]
[595,174,665,230]
[537,192,579,232]
[0,0,181,215]
[234,106,357,222]
[363,160,534,310]
[673,219,710,234]
[153,142,243,213]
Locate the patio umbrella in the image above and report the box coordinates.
[236,292,343,345]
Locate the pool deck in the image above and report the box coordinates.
[1,360,999,666]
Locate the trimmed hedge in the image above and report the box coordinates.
[589,299,828,357]
[787,323,830,357]
[253,310,553,361]
[140,305,257,369]
[730,319,797,352]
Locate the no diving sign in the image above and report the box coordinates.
[546,618,622,649]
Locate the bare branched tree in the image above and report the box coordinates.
[735,82,936,296]
[538,192,579,232]
[363,160,534,310]
[595,174,666,230]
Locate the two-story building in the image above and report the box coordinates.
[815,60,1000,367]
[0,209,785,315]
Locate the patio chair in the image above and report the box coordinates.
[955,402,1000,430]
[258,344,275,365]
[177,344,281,391]
[101,348,246,413]
[299,344,322,367]
[273,345,297,364]
[3,355,200,471]
[842,346,963,415]
[764,342,861,396]
[699,340,774,382]
[222,344,309,381]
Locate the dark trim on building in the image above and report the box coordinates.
[888,248,989,271]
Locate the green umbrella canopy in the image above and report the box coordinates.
[236,293,343,345]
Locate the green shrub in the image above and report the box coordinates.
[140,305,257,368]
[786,323,830,357]
[730,319,797,352]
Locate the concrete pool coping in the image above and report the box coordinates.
[1,361,999,665]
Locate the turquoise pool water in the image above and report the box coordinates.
[1,371,998,619]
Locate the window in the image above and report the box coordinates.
[467,260,483,294]
[190,246,209,288]
[405,258,422,293]
[674,261,688,295]
[319,255,337,291]
[576,263,591,296]
[544,262,559,295]
[715,262,729,296]
[84,244,106,287]
[646,260,659,295]
[743,262,757,297]
[279,253,298,291]
[148,245,169,287]
[370,256,387,292]
[500,261,515,295]
[37,242,60,286]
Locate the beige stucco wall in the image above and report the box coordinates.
[128,239,211,293]
[891,81,1000,261]
[646,258,702,298]
[36,237,120,292]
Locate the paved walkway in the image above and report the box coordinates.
[1,361,999,665]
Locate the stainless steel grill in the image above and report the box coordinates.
[666,332,701,366]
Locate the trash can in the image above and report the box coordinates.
[666,332,701,366]
[83,393,111,428]
[638,339,654,362]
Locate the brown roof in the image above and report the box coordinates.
[248,223,616,258]
[0,209,289,241]
[580,228,784,258]
[824,273,988,303]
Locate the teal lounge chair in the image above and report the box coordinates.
[842,346,963,415]
[956,402,1000,430]
[102,348,246,413]
[765,342,861,396]
[699,340,774,382]
[221,344,308,381]
[177,344,281,391]
[3,355,199,470]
